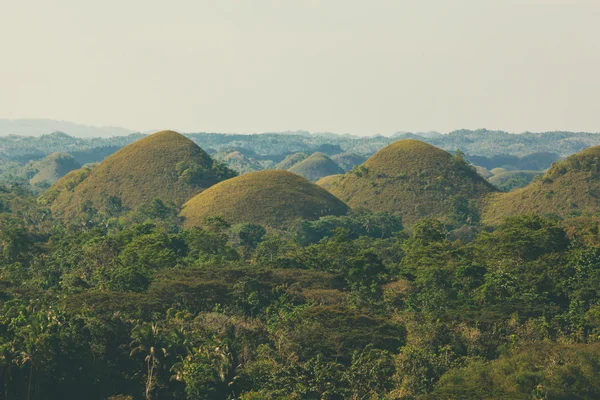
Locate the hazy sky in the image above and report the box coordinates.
[1,0,599,135]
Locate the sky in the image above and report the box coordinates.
[0,0,599,135]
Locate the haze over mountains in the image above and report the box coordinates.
[0,118,134,138]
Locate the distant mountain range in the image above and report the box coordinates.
[0,118,134,138]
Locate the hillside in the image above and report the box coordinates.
[328,140,496,225]
[47,130,235,217]
[29,152,81,185]
[483,146,600,224]
[488,170,543,191]
[288,152,344,182]
[276,152,308,170]
[474,165,492,178]
[316,174,344,190]
[180,170,349,228]
[215,150,264,174]
[331,152,367,172]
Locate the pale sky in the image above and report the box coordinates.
[1,0,599,135]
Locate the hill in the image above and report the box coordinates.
[328,140,496,225]
[180,170,349,229]
[47,130,235,217]
[316,174,344,190]
[288,152,344,182]
[215,150,264,174]
[29,152,81,185]
[331,152,367,172]
[276,152,308,170]
[474,165,492,179]
[488,170,543,192]
[482,146,600,224]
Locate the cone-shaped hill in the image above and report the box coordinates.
[288,152,344,182]
[276,152,308,170]
[47,130,235,217]
[482,146,600,224]
[29,152,81,185]
[327,140,496,224]
[180,170,349,229]
[38,165,95,206]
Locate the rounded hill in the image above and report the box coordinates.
[47,130,235,217]
[288,152,344,182]
[483,146,600,224]
[29,152,81,185]
[328,140,496,224]
[316,174,344,190]
[276,152,308,170]
[180,170,349,229]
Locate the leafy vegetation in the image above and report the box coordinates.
[488,170,543,191]
[1,130,600,398]
[0,178,600,399]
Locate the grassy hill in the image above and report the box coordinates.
[328,140,496,225]
[288,152,344,182]
[276,152,308,170]
[482,146,600,224]
[29,152,81,185]
[488,170,543,191]
[47,130,235,217]
[316,174,344,190]
[331,152,367,172]
[180,170,349,229]
[38,165,94,206]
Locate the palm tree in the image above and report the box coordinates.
[130,322,169,400]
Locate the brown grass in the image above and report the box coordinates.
[48,130,230,217]
[328,140,496,225]
[180,170,349,228]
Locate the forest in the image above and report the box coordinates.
[1,130,600,399]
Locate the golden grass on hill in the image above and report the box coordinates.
[29,152,81,185]
[180,170,349,229]
[48,130,233,217]
[316,174,344,190]
[288,152,344,182]
[482,146,600,224]
[328,140,496,225]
